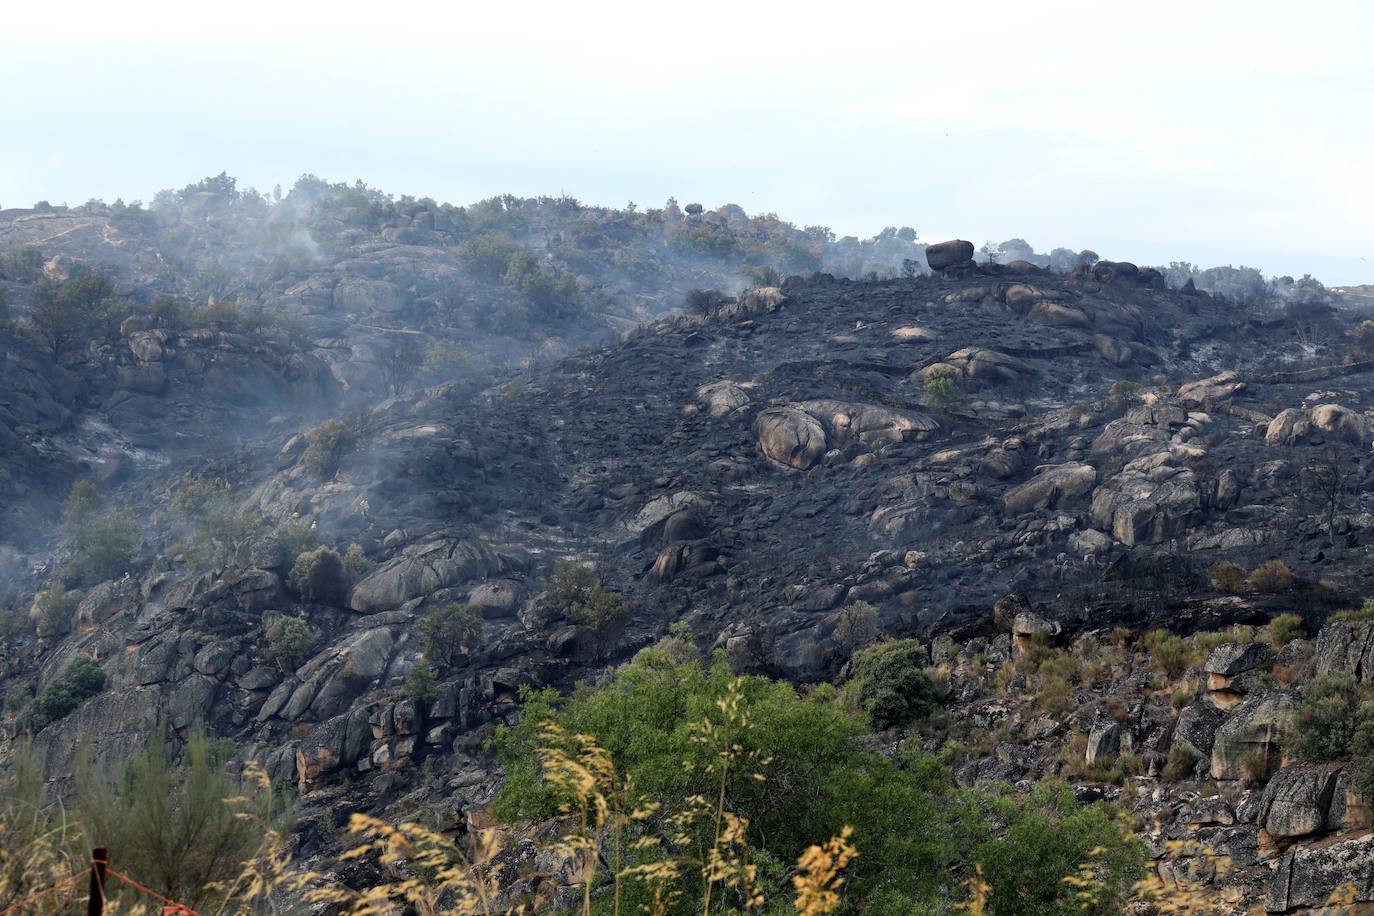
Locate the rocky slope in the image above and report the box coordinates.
[4,188,1374,910]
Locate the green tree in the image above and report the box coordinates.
[846,639,941,730]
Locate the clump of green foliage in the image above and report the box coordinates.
[78,727,288,911]
[61,482,138,585]
[1266,613,1304,648]
[274,519,320,569]
[32,586,79,639]
[287,547,346,606]
[1332,598,1374,623]
[24,656,106,732]
[492,650,1142,913]
[341,543,374,587]
[1141,630,1195,679]
[846,639,940,730]
[542,560,629,634]
[922,365,963,409]
[417,603,483,668]
[264,616,320,671]
[1294,672,1367,763]
[301,419,352,478]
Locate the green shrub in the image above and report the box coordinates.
[457,232,521,282]
[78,728,287,911]
[287,547,346,605]
[417,603,483,667]
[264,616,320,670]
[1332,599,1374,623]
[405,657,439,703]
[1267,613,1305,648]
[1207,561,1248,594]
[65,509,139,585]
[922,366,963,410]
[274,520,320,567]
[1193,624,1258,654]
[972,780,1144,916]
[24,656,105,731]
[492,651,1142,913]
[1249,559,1296,593]
[32,586,79,639]
[1294,672,1365,763]
[4,245,44,281]
[301,419,351,478]
[420,339,471,379]
[542,560,628,634]
[847,639,940,730]
[342,543,374,587]
[1142,630,1195,679]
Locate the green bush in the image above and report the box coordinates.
[32,586,79,639]
[417,603,483,667]
[287,547,346,606]
[1332,598,1374,623]
[65,507,139,586]
[264,616,320,671]
[4,245,44,281]
[492,651,1141,913]
[972,781,1143,916]
[847,639,940,730]
[1267,613,1305,647]
[78,728,287,911]
[1294,672,1365,763]
[457,232,521,282]
[301,419,351,478]
[342,543,374,587]
[922,366,963,409]
[274,520,320,568]
[25,656,105,731]
[1142,630,1195,679]
[542,560,628,633]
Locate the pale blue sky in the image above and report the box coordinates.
[3,0,1371,283]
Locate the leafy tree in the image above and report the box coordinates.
[274,519,320,567]
[542,560,628,641]
[972,780,1143,916]
[457,232,521,282]
[3,245,44,281]
[846,639,940,730]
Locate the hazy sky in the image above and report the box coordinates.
[3,0,1371,283]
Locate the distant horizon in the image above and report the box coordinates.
[2,1,1370,285]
